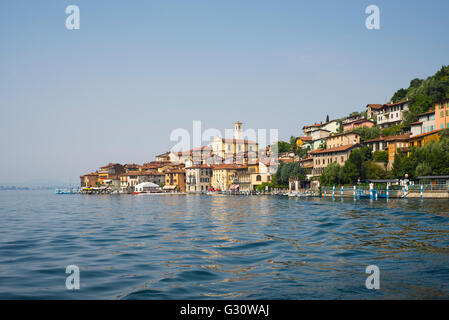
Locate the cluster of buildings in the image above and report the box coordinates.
[80,122,277,193]
[80,99,449,193]
[287,99,449,190]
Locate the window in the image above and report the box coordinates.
[256,175,261,181]
[441,111,444,117]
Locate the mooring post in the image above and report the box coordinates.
[353,185,356,200]
[420,184,423,200]
[341,186,343,199]
[332,186,335,200]
[386,184,389,200]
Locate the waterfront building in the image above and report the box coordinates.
[299,157,314,179]
[119,170,142,193]
[98,163,125,185]
[104,174,120,192]
[163,169,186,192]
[141,170,165,186]
[248,161,274,190]
[80,172,98,188]
[185,164,212,192]
[343,119,375,132]
[325,132,360,149]
[376,100,409,129]
[211,164,247,191]
[410,110,435,137]
[310,144,361,176]
[366,104,383,121]
[435,100,449,130]
[235,167,252,192]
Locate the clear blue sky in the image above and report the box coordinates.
[1,0,448,185]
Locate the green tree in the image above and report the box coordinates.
[352,126,381,141]
[373,150,388,164]
[343,146,372,183]
[274,162,306,186]
[320,162,345,186]
[276,141,291,153]
[364,161,389,180]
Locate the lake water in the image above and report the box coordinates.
[0,190,449,299]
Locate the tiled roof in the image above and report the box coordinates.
[409,129,441,140]
[211,164,248,170]
[310,144,359,155]
[344,119,375,126]
[385,99,408,107]
[220,138,257,144]
[186,164,212,169]
[418,110,435,117]
[364,134,411,143]
[326,131,360,138]
[367,104,383,110]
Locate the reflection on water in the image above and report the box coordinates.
[0,191,448,299]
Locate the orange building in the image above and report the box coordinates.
[164,169,186,192]
[80,172,99,188]
[435,100,449,130]
[386,134,410,169]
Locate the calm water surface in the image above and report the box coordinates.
[0,190,449,299]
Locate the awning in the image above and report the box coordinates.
[163,185,177,190]
[230,184,239,190]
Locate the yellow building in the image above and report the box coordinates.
[325,132,360,149]
[408,130,440,149]
[163,169,186,192]
[211,122,258,164]
[98,163,125,185]
[211,164,247,191]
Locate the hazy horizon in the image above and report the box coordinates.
[1,0,449,185]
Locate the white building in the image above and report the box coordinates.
[410,110,435,137]
[377,100,409,129]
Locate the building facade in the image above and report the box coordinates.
[325,132,360,149]
[435,100,449,130]
[310,144,360,176]
[377,100,409,129]
[186,164,212,192]
[410,110,435,137]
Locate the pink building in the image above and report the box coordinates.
[343,119,375,132]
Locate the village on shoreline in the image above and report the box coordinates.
[79,67,449,199]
